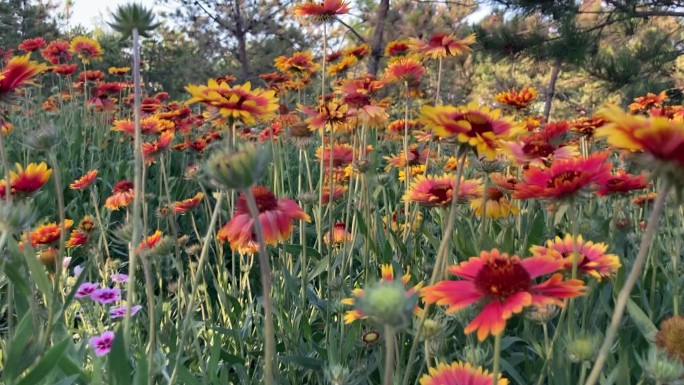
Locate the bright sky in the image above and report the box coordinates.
[63,0,157,30]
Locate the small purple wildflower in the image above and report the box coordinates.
[109,304,143,319]
[74,264,84,277]
[75,282,99,298]
[89,331,115,357]
[90,287,121,304]
[110,273,129,284]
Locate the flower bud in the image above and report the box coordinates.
[525,305,559,324]
[421,319,442,340]
[567,334,599,363]
[0,200,36,233]
[205,142,270,190]
[646,347,684,385]
[461,345,489,367]
[325,364,350,385]
[357,280,417,328]
[24,122,60,152]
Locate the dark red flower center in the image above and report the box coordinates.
[547,171,581,187]
[463,112,493,137]
[112,181,134,193]
[486,187,504,200]
[428,184,452,203]
[475,258,531,299]
[522,139,554,158]
[343,92,371,108]
[237,186,278,214]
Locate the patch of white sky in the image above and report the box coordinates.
[63,0,494,31]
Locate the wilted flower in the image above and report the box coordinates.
[656,315,684,363]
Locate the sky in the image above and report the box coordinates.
[64,0,157,30]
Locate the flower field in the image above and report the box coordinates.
[2,1,684,384]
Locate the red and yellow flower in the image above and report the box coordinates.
[108,67,131,76]
[421,249,585,340]
[174,192,204,214]
[28,220,74,247]
[404,174,481,207]
[385,39,411,58]
[274,51,319,75]
[69,36,103,64]
[142,131,174,164]
[512,152,612,200]
[324,221,353,247]
[41,40,72,64]
[9,162,52,193]
[470,187,519,219]
[0,53,47,101]
[293,0,350,22]
[410,33,476,60]
[419,361,508,385]
[185,80,278,125]
[217,186,310,254]
[70,169,98,190]
[597,105,684,168]
[530,234,621,280]
[495,87,538,109]
[629,91,668,113]
[420,102,520,160]
[105,180,134,211]
[300,99,354,132]
[383,57,424,84]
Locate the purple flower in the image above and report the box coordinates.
[74,264,84,277]
[110,273,129,284]
[109,304,143,319]
[75,282,100,298]
[89,331,115,357]
[90,288,121,304]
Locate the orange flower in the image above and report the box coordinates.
[420,102,520,160]
[531,234,621,280]
[629,91,668,113]
[217,186,310,254]
[321,184,347,203]
[112,116,174,136]
[403,174,481,207]
[69,36,103,64]
[174,192,204,214]
[28,220,74,247]
[9,162,52,194]
[65,229,89,248]
[420,361,508,385]
[512,152,612,200]
[632,192,657,206]
[274,51,319,75]
[105,180,134,211]
[0,53,47,101]
[77,70,105,83]
[324,221,353,247]
[142,131,174,164]
[52,63,78,76]
[383,57,424,84]
[344,44,370,60]
[70,169,98,190]
[139,230,163,250]
[299,99,354,132]
[495,87,538,109]
[571,115,605,137]
[18,37,46,52]
[41,40,72,64]
[384,145,430,170]
[293,0,350,22]
[503,121,576,167]
[470,187,519,219]
[185,80,278,125]
[1,118,14,136]
[410,33,476,60]
[327,55,357,76]
[422,249,585,341]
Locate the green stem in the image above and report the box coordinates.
[492,333,503,385]
[384,326,396,385]
[168,191,224,385]
[244,189,277,385]
[125,27,143,347]
[401,151,467,385]
[479,176,489,249]
[585,183,670,385]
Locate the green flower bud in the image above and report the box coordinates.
[646,347,684,385]
[357,280,417,328]
[325,364,350,385]
[24,122,60,152]
[204,142,270,191]
[567,334,599,363]
[461,345,489,367]
[0,200,35,233]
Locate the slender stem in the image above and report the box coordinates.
[125,28,144,346]
[568,199,580,337]
[0,131,11,202]
[383,326,396,385]
[584,183,669,385]
[168,191,224,385]
[402,81,411,239]
[244,189,277,385]
[141,256,156,385]
[89,188,111,263]
[435,57,443,105]
[479,175,489,249]
[401,151,467,385]
[44,152,66,347]
[492,333,503,385]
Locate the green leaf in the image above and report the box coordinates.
[23,245,52,297]
[176,364,202,385]
[132,353,148,385]
[626,298,658,343]
[3,313,38,382]
[280,355,323,370]
[52,375,79,385]
[17,338,70,385]
[107,328,131,385]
